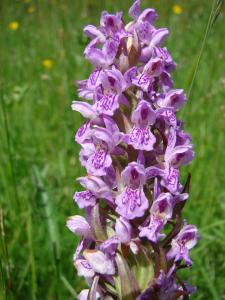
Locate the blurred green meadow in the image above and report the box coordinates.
[0,0,225,299]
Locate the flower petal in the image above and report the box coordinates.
[72,101,97,119]
[66,216,92,238]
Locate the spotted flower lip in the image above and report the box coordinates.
[69,0,198,298]
[115,162,149,219]
[74,190,96,209]
[75,258,95,278]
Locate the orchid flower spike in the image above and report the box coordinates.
[68,1,198,299]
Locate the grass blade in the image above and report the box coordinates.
[27,206,37,300]
[0,90,20,210]
[187,0,215,98]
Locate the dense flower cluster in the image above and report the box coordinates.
[67,1,198,299]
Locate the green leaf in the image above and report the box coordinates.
[115,253,140,300]
[131,248,155,292]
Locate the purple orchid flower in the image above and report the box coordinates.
[157,89,187,110]
[146,126,194,193]
[125,100,156,151]
[152,47,176,72]
[94,67,127,116]
[115,162,149,219]
[84,11,127,67]
[80,123,123,176]
[139,192,173,242]
[133,57,164,92]
[100,236,119,256]
[167,224,199,266]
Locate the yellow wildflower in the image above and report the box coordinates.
[8,21,19,31]
[42,59,54,69]
[172,4,183,15]
[27,5,36,14]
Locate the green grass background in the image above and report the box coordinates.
[0,0,225,299]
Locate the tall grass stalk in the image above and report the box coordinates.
[183,0,223,119]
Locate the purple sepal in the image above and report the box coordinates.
[84,250,115,275]
[157,89,187,110]
[71,101,97,119]
[66,216,93,239]
[75,121,92,144]
[115,217,132,244]
[129,0,141,20]
[100,236,119,255]
[165,145,194,168]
